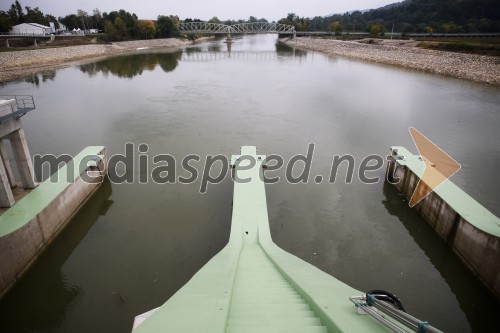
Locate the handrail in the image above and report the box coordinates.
[0,95,35,110]
[0,95,36,122]
[349,295,444,333]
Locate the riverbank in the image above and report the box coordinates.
[283,37,500,86]
[0,38,196,83]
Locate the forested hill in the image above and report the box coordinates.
[305,0,500,33]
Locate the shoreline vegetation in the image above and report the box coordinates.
[283,37,500,86]
[0,38,200,83]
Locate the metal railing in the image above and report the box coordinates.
[0,95,36,122]
[349,295,444,333]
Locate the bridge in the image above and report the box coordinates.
[178,22,296,36]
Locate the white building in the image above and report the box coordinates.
[57,22,67,34]
[10,23,51,35]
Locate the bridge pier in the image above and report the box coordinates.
[5,39,9,48]
[33,39,37,47]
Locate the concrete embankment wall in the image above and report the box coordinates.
[0,146,106,299]
[387,146,500,298]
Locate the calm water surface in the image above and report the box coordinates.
[0,35,499,332]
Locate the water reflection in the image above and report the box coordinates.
[382,182,500,332]
[0,180,113,332]
[185,46,202,55]
[79,50,182,78]
[208,44,221,53]
[275,41,307,57]
[0,71,57,88]
[180,41,306,63]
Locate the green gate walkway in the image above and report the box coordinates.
[227,244,326,333]
[132,146,392,333]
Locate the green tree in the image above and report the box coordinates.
[59,14,80,30]
[0,11,12,31]
[104,19,119,40]
[156,15,179,38]
[104,9,139,37]
[23,6,58,27]
[114,17,127,37]
[207,16,221,24]
[278,13,309,31]
[7,0,24,24]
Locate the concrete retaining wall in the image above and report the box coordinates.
[387,147,500,298]
[0,147,106,299]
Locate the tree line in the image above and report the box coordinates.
[0,1,182,40]
[1,0,499,42]
[279,0,500,34]
[0,0,58,31]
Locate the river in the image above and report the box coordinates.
[0,34,499,332]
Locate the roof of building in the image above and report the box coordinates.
[12,22,50,29]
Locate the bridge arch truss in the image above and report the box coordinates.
[230,22,295,34]
[178,22,231,34]
[178,22,295,35]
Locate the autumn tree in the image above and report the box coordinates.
[330,21,342,35]
[136,20,156,39]
[370,24,381,37]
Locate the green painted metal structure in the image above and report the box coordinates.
[390,146,500,236]
[389,146,500,299]
[0,146,105,237]
[133,146,393,333]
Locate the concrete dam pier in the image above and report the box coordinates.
[387,146,500,299]
[0,96,107,299]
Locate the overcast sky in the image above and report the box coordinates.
[7,0,396,21]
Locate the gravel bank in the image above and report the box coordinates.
[283,37,500,86]
[0,38,193,83]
